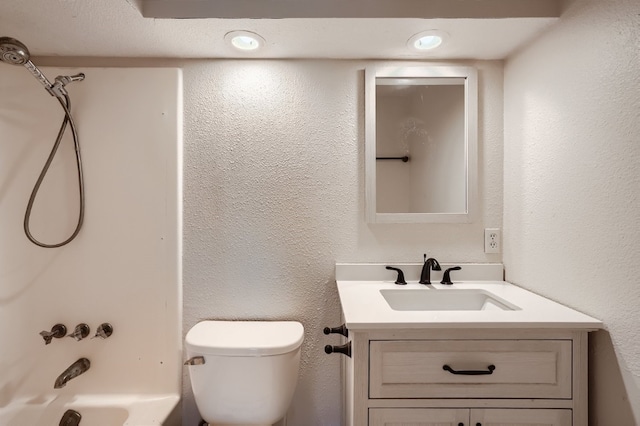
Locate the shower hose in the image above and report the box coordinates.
[24,93,85,248]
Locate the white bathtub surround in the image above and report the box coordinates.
[0,67,183,424]
[0,394,180,426]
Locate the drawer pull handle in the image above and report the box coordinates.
[443,364,495,375]
[323,324,349,337]
[324,342,352,357]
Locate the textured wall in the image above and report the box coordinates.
[503,0,640,424]
[181,59,504,425]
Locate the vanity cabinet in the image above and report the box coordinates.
[343,329,588,426]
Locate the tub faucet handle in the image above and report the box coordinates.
[184,356,205,366]
[68,323,90,341]
[40,324,67,345]
[92,323,113,339]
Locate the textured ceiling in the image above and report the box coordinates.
[0,1,558,60]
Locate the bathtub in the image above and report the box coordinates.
[0,393,180,426]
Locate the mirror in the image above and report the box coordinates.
[365,66,477,223]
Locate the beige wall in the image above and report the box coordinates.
[503,0,640,424]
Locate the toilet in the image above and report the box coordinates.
[185,320,304,426]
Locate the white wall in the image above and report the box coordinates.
[181,59,504,425]
[503,0,640,423]
[0,68,182,403]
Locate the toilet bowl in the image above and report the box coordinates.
[185,320,304,426]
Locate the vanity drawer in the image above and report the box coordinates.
[369,340,572,399]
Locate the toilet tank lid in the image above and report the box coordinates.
[185,321,304,356]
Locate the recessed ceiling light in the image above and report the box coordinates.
[225,31,265,52]
[407,30,448,52]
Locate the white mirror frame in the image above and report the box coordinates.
[365,65,478,224]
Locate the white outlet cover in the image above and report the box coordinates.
[484,228,501,254]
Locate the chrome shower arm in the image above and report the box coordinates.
[51,73,85,98]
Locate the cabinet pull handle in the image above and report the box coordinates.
[442,364,495,375]
[324,342,352,357]
[323,324,349,337]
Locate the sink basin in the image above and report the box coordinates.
[380,289,519,311]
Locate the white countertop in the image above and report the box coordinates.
[337,280,603,330]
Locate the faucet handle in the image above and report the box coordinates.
[92,323,113,339]
[68,324,90,341]
[385,266,407,285]
[39,324,67,345]
[441,266,462,285]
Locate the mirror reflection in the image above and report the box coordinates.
[365,66,477,223]
[376,78,465,214]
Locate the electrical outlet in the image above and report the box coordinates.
[484,228,501,254]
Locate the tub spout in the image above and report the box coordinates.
[54,358,90,389]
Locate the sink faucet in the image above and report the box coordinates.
[419,254,441,285]
[54,358,90,389]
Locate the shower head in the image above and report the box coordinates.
[0,36,85,99]
[0,37,30,65]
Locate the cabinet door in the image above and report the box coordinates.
[369,408,468,426]
[471,409,572,426]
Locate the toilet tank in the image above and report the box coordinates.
[185,321,304,424]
